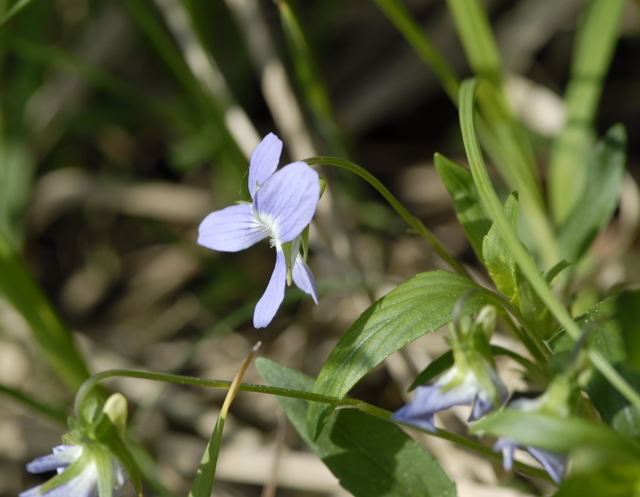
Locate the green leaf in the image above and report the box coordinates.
[558,125,626,262]
[434,153,490,260]
[308,270,487,437]
[408,351,454,392]
[482,192,519,301]
[553,464,640,497]
[257,358,457,497]
[613,291,640,370]
[552,291,640,439]
[545,260,572,285]
[471,411,640,461]
[459,77,640,411]
[548,0,626,223]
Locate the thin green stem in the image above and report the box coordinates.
[74,368,548,480]
[482,290,549,364]
[305,156,469,278]
[459,78,640,410]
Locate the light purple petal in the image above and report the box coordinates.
[248,133,282,198]
[469,392,500,421]
[493,438,567,483]
[198,203,266,252]
[527,447,567,483]
[292,256,318,303]
[26,446,79,474]
[392,383,476,432]
[253,162,320,243]
[493,438,517,472]
[20,462,98,497]
[254,250,287,328]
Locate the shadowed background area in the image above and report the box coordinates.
[1,0,640,496]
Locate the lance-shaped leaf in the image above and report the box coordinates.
[434,153,490,261]
[257,358,456,497]
[559,125,626,262]
[307,270,488,438]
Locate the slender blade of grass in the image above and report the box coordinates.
[548,0,625,223]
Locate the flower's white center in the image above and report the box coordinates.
[254,210,281,248]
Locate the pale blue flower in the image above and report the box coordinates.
[20,444,126,497]
[493,437,566,484]
[198,133,320,328]
[393,362,508,432]
[492,381,571,483]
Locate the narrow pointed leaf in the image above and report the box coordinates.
[434,153,490,260]
[308,270,488,437]
[558,125,626,262]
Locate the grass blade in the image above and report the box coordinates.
[276,0,347,156]
[188,343,261,497]
[0,233,90,390]
[548,0,625,223]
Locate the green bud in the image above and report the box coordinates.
[103,393,128,437]
[475,305,497,338]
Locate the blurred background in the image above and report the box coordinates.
[1,0,640,496]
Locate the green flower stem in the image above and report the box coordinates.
[459,78,640,410]
[74,368,547,480]
[304,156,469,278]
[482,291,550,364]
[308,153,549,364]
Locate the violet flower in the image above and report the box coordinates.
[492,379,571,483]
[493,437,567,484]
[393,360,508,432]
[198,133,320,328]
[20,444,126,497]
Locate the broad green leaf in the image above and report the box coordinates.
[308,270,488,437]
[549,0,626,223]
[553,464,640,497]
[257,358,456,497]
[613,291,640,370]
[434,153,490,260]
[471,411,640,461]
[559,125,626,262]
[589,369,640,440]
[552,291,640,439]
[482,192,519,301]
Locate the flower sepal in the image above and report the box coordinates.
[393,305,507,432]
[21,393,139,497]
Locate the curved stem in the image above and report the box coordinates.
[459,78,640,410]
[74,368,549,480]
[305,156,470,278]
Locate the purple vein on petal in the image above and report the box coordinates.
[254,250,287,328]
[198,203,266,252]
[249,133,282,199]
[254,162,320,243]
